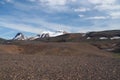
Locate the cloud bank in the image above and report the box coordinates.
[0,0,120,38]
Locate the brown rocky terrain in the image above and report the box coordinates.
[0,41,119,80]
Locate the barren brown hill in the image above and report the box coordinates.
[0,41,120,80]
[0,42,112,57]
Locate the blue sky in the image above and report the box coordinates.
[0,0,120,39]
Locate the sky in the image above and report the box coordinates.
[0,0,120,39]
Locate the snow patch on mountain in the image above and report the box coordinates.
[13,30,67,40]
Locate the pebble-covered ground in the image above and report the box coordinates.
[0,54,119,80]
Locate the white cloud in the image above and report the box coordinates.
[89,0,117,11]
[11,0,70,13]
[5,0,13,3]
[86,16,109,20]
[29,0,35,2]
[0,21,44,34]
[27,0,91,13]
[0,16,73,34]
[88,0,116,4]
[29,0,77,6]
[71,0,76,2]
[88,0,120,19]
[42,0,66,6]
[74,7,90,12]
[95,4,120,11]
[110,12,120,19]
[79,14,84,17]
[0,0,13,4]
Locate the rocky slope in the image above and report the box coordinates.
[0,42,119,80]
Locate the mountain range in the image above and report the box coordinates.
[1,30,120,54]
[11,30,120,41]
[12,30,67,40]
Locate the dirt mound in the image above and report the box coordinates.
[0,42,112,57]
[0,45,23,54]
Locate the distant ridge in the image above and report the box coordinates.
[85,30,120,40]
[0,38,6,44]
[12,30,67,40]
[0,38,5,41]
[35,30,120,42]
[10,30,120,41]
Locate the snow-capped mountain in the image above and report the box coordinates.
[13,33,27,40]
[42,30,67,37]
[13,30,67,40]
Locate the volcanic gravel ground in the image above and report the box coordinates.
[0,54,119,80]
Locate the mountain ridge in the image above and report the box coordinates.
[11,30,120,41]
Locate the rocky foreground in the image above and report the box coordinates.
[0,42,119,80]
